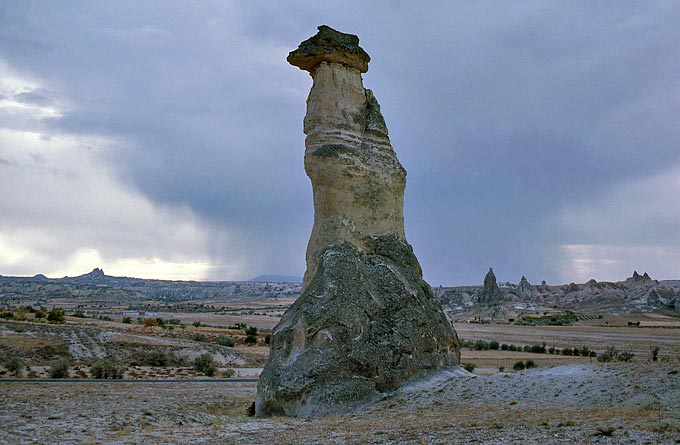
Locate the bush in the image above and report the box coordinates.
[217,335,235,347]
[264,334,272,345]
[193,353,218,376]
[598,345,635,363]
[489,340,499,350]
[244,326,258,336]
[49,357,70,378]
[90,359,124,379]
[0,310,14,319]
[47,308,66,324]
[463,363,476,373]
[192,332,207,342]
[34,309,47,319]
[513,361,526,371]
[122,316,132,324]
[192,321,201,328]
[525,360,537,369]
[135,350,186,367]
[4,357,25,377]
[244,335,257,345]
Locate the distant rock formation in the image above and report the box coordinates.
[629,270,653,283]
[477,268,502,305]
[518,275,532,298]
[256,25,460,418]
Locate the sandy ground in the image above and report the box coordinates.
[1,362,678,444]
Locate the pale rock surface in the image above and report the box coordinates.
[255,25,460,417]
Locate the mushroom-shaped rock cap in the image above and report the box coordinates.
[288,25,370,73]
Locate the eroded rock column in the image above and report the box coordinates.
[256,25,460,418]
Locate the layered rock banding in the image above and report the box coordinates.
[255,25,460,417]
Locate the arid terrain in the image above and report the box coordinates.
[1,270,679,443]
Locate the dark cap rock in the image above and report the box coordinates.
[287,25,370,73]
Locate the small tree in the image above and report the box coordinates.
[47,308,66,324]
[193,353,218,376]
[4,357,25,377]
[49,357,70,378]
[513,361,526,371]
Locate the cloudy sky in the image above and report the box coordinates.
[0,1,678,284]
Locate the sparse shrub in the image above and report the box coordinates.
[498,366,505,373]
[135,350,186,367]
[598,345,634,363]
[513,361,526,371]
[122,316,132,324]
[222,369,235,378]
[47,308,66,324]
[73,311,86,318]
[192,321,201,328]
[48,357,70,378]
[100,316,113,322]
[474,340,489,350]
[0,310,14,319]
[463,363,476,373]
[489,340,499,350]
[618,351,634,362]
[525,360,537,369]
[193,353,218,376]
[192,332,207,342]
[90,359,124,379]
[155,318,165,327]
[143,318,158,327]
[217,335,235,347]
[530,344,546,354]
[651,346,659,362]
[244,335,257,345]
[34,309,46,319]
[4,357,25,377]
[244,326,258,336]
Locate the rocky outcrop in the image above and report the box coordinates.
[518,275,532,298]
[477,268,502,305]
[629,270,653,283]
[255,25,460,417]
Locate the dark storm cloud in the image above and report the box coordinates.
[0,1,678,282]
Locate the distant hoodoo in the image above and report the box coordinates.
[478,267,502,305]
[255,25,460,417]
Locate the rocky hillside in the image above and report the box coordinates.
[0,268,302,305]
[438,271,679,316]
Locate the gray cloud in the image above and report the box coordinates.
[0,1,678,283]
